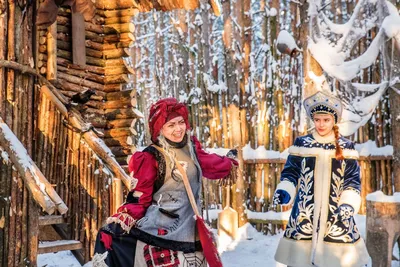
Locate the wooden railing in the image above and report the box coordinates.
[0,118,68,215]
[204,156,394,230]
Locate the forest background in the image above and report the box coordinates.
[128,0,400,226]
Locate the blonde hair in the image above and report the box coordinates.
[157,130,197,180]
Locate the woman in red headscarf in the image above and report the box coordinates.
[93,98,238,267]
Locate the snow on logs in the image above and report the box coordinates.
[0,118,68,215]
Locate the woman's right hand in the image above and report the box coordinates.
[273,189,291,205]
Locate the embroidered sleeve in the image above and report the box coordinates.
[193,136,238,180]
[280,154,302,187]
[338,158,361,214]
[107,152,158,233]
[275,153,304,205]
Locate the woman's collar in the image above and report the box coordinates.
[165,134,188,148]
[312,130,336,143]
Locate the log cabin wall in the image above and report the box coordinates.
[34,3,142,265]
[37,5,141,169]
[34,91,114,263]
[0,0,213,265]
[0,0,38,266]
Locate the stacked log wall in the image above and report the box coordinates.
[0,0,210,265]
[37,6,143,168]
[0,0,38,266]
[35,92,113,262]
[35,4,147,262]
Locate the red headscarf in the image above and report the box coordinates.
[148,98,190,143]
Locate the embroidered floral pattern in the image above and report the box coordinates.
[329,161,345,213]
[324,161,360,243]
[299,134,354,150]
[339,205,354,222]
[285,158,314,240]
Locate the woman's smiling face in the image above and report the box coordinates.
[160,116,186,142]
[313,113,335,137]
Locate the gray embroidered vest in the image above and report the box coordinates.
[135,144,203,243]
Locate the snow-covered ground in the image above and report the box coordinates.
[38,214,399,267]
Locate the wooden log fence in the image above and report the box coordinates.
[202,155,394,234]
[34,91,115,262]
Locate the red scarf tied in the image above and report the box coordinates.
[148,98,190,143]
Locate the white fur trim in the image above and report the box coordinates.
[288,145,359,159]
[275,237,370,267]
[276,180,296,206]
[338,190,361,214]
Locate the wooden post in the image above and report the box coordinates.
[72,12,86,66]
[367,199,400,266]
[112,178,123,214]
[47,22,57,80]
[388,38,400,192]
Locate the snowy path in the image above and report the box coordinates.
[38,215,400,267]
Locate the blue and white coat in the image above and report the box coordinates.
[274,132,370,267]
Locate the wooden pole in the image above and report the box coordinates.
[47,22,57,80]
[112,178,123,214]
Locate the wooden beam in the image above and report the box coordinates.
[72,12,86,66]
[47,22,57,80]
[38,240,82,254]
[209,0,222,16]
[39,215,64,226]
[112,178,123,214]
[94,0,141,10]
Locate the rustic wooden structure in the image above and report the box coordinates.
[366,199,400,266]
[0,0,220,266]
[0,0,398,265]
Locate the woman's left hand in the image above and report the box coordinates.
[219,164,238,186]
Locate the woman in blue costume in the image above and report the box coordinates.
[273,91,370,267]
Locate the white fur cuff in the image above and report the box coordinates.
[338,189,361,214]
[276,180,297,206]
